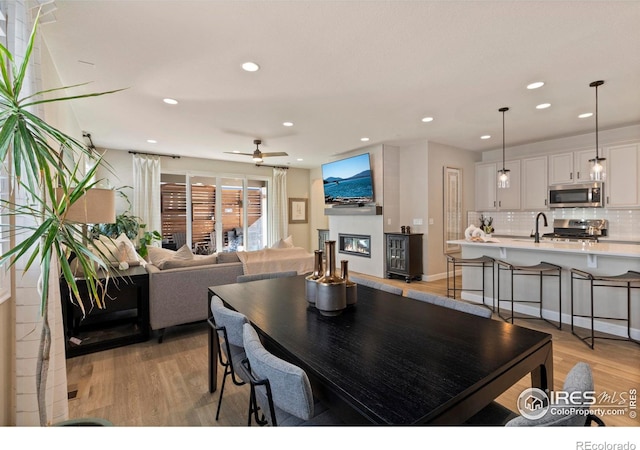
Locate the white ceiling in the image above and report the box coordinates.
[40,1,640,169]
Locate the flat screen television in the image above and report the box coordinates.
[322,153,374,205]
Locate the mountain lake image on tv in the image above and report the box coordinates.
[322,153,374,204]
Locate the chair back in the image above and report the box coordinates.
[210,295,247,347]
[237,271,298,283]
[242,323,314,421]
[405,290,492,319]
[506,362,600,426]
[172,232,187,249]
[349,275,403,295]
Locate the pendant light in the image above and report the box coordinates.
[497,107,510,189]
[589,80,606,181]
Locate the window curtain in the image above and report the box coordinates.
[132,154,161,239]
[269,168,288,245]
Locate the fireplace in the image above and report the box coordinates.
[339,233,371,258]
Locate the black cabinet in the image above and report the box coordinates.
[60,265,150,358]
[385,233,423,282]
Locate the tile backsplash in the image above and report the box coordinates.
[468,209,640,242]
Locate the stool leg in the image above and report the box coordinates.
[571,272,575,333]
[509,269,514,324]
[557,268,562,330]
[589,279,595,349]
[446,258,451,298]
[538,270,543,321]
[492,261,496,312]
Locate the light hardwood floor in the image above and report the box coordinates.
[66,274,640,427]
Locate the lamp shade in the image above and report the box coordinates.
[56,188,116,224]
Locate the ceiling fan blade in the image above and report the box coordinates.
[224,152,254,156]
[262,152,289,157]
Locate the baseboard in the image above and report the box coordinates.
[461,292,640,340]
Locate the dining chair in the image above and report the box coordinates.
[349,274,404,295]
[208,295,249,421]
[240,323,343,426]
[172,232,187,249]
[467,362,605,426]
[405,289,492,319]
[237,270,298,283]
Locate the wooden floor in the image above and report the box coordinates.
[66,274,640,427]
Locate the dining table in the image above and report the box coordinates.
[208,275,553,425]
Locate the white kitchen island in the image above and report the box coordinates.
[448,238,640,341]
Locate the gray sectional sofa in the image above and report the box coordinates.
[146,249,244,342]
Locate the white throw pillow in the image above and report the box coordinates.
[174,244,194,260]
[92,236,121,263]
[147,246,175,266]
[271,235,294,249]
[115,233,139,261]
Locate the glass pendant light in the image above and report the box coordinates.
[589,80,606,181]
[497,107,510,189]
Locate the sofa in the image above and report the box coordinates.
[145,244,313,342]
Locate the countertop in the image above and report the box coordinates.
[448,237,640,258]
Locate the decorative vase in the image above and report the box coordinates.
[315,240,346,316]
[341,259,357,307]
[305,250,323,304]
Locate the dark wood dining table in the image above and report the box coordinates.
[208,275,553,425]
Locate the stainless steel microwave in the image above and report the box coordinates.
[548,182,604,208]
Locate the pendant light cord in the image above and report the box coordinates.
[499,107,509,171]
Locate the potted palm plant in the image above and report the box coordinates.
[0,10,123,425]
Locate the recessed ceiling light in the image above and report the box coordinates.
[283,121,294,127]
[481,135,491,140]
[421,116,434,123]
[578,112,593,119]
[527,81,545,90]
[360,137,370,142]
[536,103,551,109]
[297,158,304,161]
[242,62,260,72]
[163,98,178,105]
[147,139,157,144]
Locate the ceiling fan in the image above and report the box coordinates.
[225,139,288,163]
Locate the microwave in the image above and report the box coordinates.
[548,182,604,208]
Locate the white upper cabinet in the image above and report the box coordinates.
[605,143,640,207]
[475,162,497,211]
[522,156,548,210]
[475,160,520,211]
[549,150,598,184]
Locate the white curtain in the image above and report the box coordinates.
[132,154,161,238]
[269,168,288,245]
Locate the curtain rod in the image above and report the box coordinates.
[128,150,181,159]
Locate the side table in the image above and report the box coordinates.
[60,265,150,358]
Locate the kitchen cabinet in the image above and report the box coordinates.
[549,150,597,185]
[522,156,548,210]
[475,160,520,211]
[604,143,640,207]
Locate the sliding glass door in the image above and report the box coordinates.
[160,174,268,253]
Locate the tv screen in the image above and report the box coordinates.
[322,153,374,205]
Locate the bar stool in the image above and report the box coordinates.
[496,260,562,329]
[570,268,640,349]
[446,255,495,311]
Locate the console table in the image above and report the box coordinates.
[60,265,150,358]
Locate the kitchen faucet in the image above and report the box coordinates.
[534,212,548,243]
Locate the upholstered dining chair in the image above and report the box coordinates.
[349,274,404,295]
[208,295,249,421]
[466,362,605,426]
[405,289,492,319]
[237,270,298,283]
[241,323,343,426]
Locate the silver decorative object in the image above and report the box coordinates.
[341,259,357,307]
[305,250,323,304]
[315,240,346,316]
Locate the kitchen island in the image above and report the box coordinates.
[447,238,640,341]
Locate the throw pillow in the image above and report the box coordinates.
[92,237,121,264]
[217,251,240,264]
[174,244,194,260]
[271,235,294,249]
[147,246,175,266]
[115,233,139,262]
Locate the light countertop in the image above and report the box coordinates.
[448,238,640,258]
